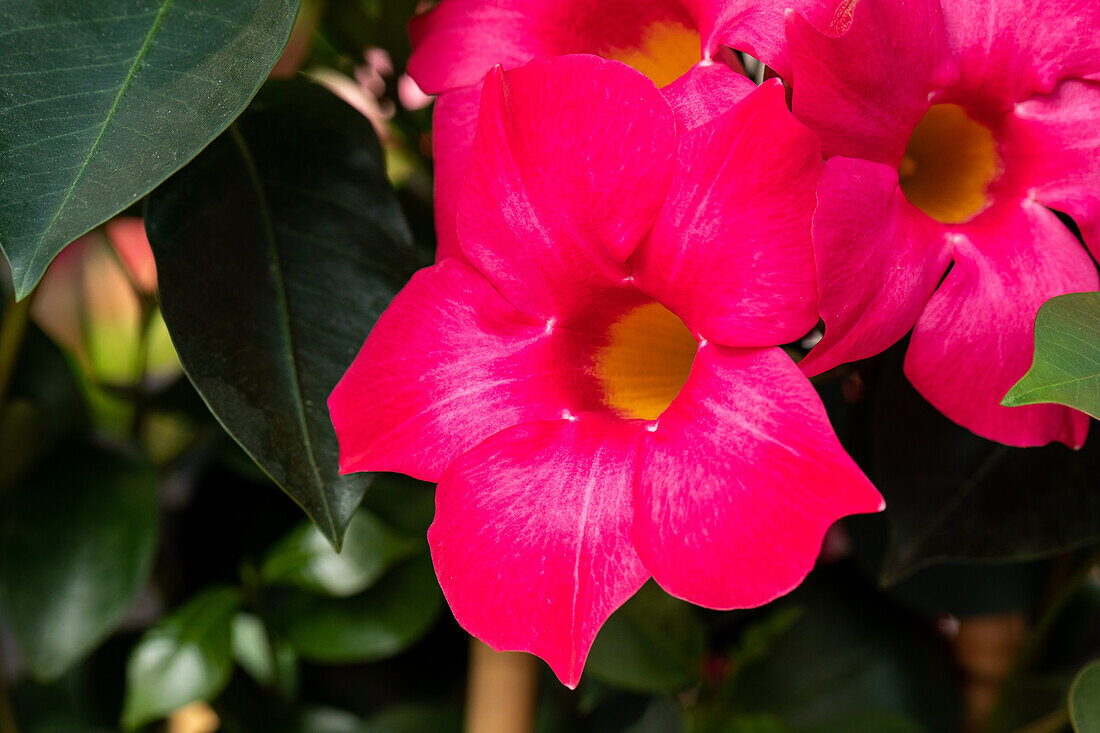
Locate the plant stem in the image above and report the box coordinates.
[985,545,1100,733]
[129,296,156,441]
[464,639,537,733]
[0,290,35,421]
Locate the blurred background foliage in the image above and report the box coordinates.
[0,1,1097,732]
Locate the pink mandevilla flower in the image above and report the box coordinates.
[790,0,1100,447]
[405,0,830,259]
[329,55,883,687]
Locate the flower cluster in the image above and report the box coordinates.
[329,0,1099,686]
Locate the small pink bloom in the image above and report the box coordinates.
[791,0,1100,448]
[329,57,882,687]
[406,0,819,259]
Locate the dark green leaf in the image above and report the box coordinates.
[0,0,300,298]
[586,582,706,693]
[868,351,1100,582]
[1072,660,1100,733]
[231,612,298,697]
[268,555,441,663]
[0,444,157,681]
[359,474,436,538]
[145,79,419,548]
[726,575,960,733]
[262,508,421,597]
[121,587,242,730]
[1004,292,1100,419]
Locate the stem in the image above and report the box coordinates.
[1008,707,1070,733]
[129,297,156,441]
[1015,546,1100,675]
[985,545,1100,733]
[464,640,537,733]
[0,290,35,420]
[239,563,286,699]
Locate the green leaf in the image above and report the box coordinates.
[121,587,242,730]
[586,582,707,693]
[867,350,1100,583]
[0,0,301,299]
[231,612,298,697]
[0,444,157,681]
[1004,292,1100,418]
[268,555,442,663]
[726,576,960,733]
[262,508,421,597]
[145,79,419,549]
[1071,660,1100,733]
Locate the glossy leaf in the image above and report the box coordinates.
[262,508,421,597]
[1004,292,1100,419]
[145,79,419,548]
[586,582,707,693]
[268,556,441,663]
[0,444,157,681]
[1071,660,1100,733]
[121,587,242,730]
[868,350,1100,583]
[0,0,300,299]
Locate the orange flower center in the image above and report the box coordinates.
[899,104,999,224]
[604,21,701,88]
[596,302,698,420]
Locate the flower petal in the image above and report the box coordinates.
[660,58,756,131]
[457,57,676,319]
[785,0,955,165]
[431,84,482,262]
[328,259,567,481]
[430,416,649,688]
[905,202,1097,448]
[407,0,696,94]
[1001,79,1100,262]
[693,0,828,80]
[941,0,1100,111]
[800,157,952,376]
[635,345,884,609]
[632,79,821,347]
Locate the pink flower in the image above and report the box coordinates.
[405,0,823,259]
[790,0,1100,447]
[329,56,883,687]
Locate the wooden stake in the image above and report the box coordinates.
[464,639,538,733]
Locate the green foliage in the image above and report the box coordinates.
[145,79,420,548]
[586,582,707,693]
[868,355,1100,582]
[121,587,242,729]
[268,555,442,663]
[231,612,299,697]
[1071,660,1100,733]
[1005,292,1100,419]
[262,507,421,597]
[0,0,300,299]
[717,577,958,733]
[0,444,157,681]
